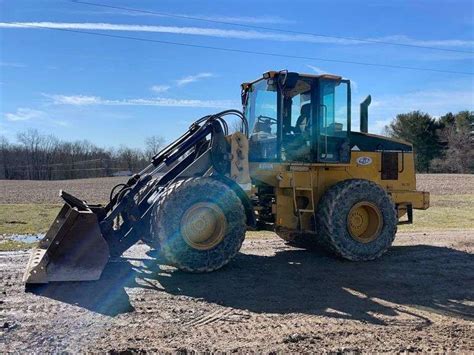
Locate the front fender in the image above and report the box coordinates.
[212,174,256,228]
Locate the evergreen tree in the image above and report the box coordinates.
[385,111,441,172]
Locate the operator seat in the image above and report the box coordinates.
[295,103,311,133]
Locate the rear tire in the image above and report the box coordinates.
[150,177,246,272]
[316,179,397,261]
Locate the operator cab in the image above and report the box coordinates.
[242,71,351,164]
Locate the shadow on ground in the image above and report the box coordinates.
[28,244,474,324]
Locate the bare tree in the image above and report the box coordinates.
[0,136,10,179]
[117,146,147,172]
[17,129,44,179]
[431,111,474,173]
[145,135,166,159]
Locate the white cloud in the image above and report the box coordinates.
[83,9,293,25]
[45,94,102,105]
[369,35,474,49]
[5,108,45,121]
[0,62,26,68]
[306,64,326,74]
[150,85,170,93]
[45,94,237,108]
[2,22,473,50]
[175,72,214,86]
[193,15,293,25]
[4,107,69,127]
[151,73,213,92]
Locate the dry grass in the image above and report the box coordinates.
[399,194,474,232]
[0,204,61,235]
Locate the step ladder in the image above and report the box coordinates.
[290,170,316,230]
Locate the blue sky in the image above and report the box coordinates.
[1,0,473,149]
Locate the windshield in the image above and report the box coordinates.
[245,79,278,161]
[243,75,351,163]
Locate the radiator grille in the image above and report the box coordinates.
[381,152,399,180]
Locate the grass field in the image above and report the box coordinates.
[399,194,474,231]
[0,204,61,250]
[0,204,61,235]
[1,174,472,250]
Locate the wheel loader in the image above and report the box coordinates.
[23,70,429,284]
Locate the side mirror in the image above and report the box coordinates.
[241,86,249,106]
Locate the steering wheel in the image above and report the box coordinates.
[252,115,277,135]
[257,115,277,124]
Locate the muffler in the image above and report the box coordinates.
[23,191,109,284]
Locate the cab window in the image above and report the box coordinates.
[318,80,350,163]
[245,80,278,161]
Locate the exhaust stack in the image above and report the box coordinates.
[360,95,371,133]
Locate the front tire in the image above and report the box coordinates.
[316,179,397,261]
[150,177,246,272]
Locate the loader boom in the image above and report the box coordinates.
[24,110,250,283]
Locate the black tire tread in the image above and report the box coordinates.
[150,177,246,272]
[316,179,397,261]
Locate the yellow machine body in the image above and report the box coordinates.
[241,70,429,242]
[249,148,429,234]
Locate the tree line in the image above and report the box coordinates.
[0,110,472,180]
[0,130,165,180]
[384,110,473,173]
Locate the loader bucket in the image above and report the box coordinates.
[23,194,109,284]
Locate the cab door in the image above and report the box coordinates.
[317,79,351,163]
[280,77,315,162]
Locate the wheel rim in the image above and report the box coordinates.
[347,202,383,243]
[181,202,227,250]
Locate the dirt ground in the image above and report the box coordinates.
[1,174,473,352]
[416,174,474,195]
[1,230,473,353]
[1,174,473,204]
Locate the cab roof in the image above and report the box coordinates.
[241,70,343,90]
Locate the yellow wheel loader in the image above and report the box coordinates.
[23,70,429,284]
